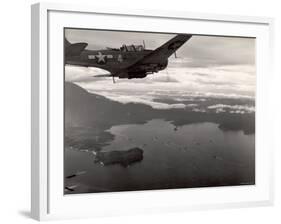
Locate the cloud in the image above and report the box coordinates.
[97,93,186,110]
[186,104,198,107]
[207,104,255,113]
[65,63,255,100]
[65,66,110,82]
[149,75,179,83]
[192,108,206,113]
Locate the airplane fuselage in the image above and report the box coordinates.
[66,49,168,79]
[65,34,192,79]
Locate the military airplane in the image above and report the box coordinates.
[65,34,192,82]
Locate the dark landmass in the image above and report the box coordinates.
[93,147,144,167]
[66,171,86,179]
[65,82,255,139]
[64,82,255,193]
[65,129,114,152]
[65,186,75,192]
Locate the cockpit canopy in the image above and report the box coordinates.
[120,44,144,52]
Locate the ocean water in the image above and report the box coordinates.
[64,119,255,194]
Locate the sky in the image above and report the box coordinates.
[65,28,256,108]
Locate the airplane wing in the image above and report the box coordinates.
[127,34,192,69]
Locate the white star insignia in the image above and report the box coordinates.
[96,52,106,63]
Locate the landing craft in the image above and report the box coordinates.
[65,34,192,82]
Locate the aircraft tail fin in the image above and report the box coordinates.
[65,38,88,57]
[64,38,71,48]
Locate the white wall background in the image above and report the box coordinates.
[0,0,280,223]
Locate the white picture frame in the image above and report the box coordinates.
[31,2,274,221]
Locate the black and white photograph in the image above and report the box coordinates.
[64,28,255,194]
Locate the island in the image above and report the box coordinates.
[93,147,144,167]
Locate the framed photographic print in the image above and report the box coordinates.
[31,2,274,221]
